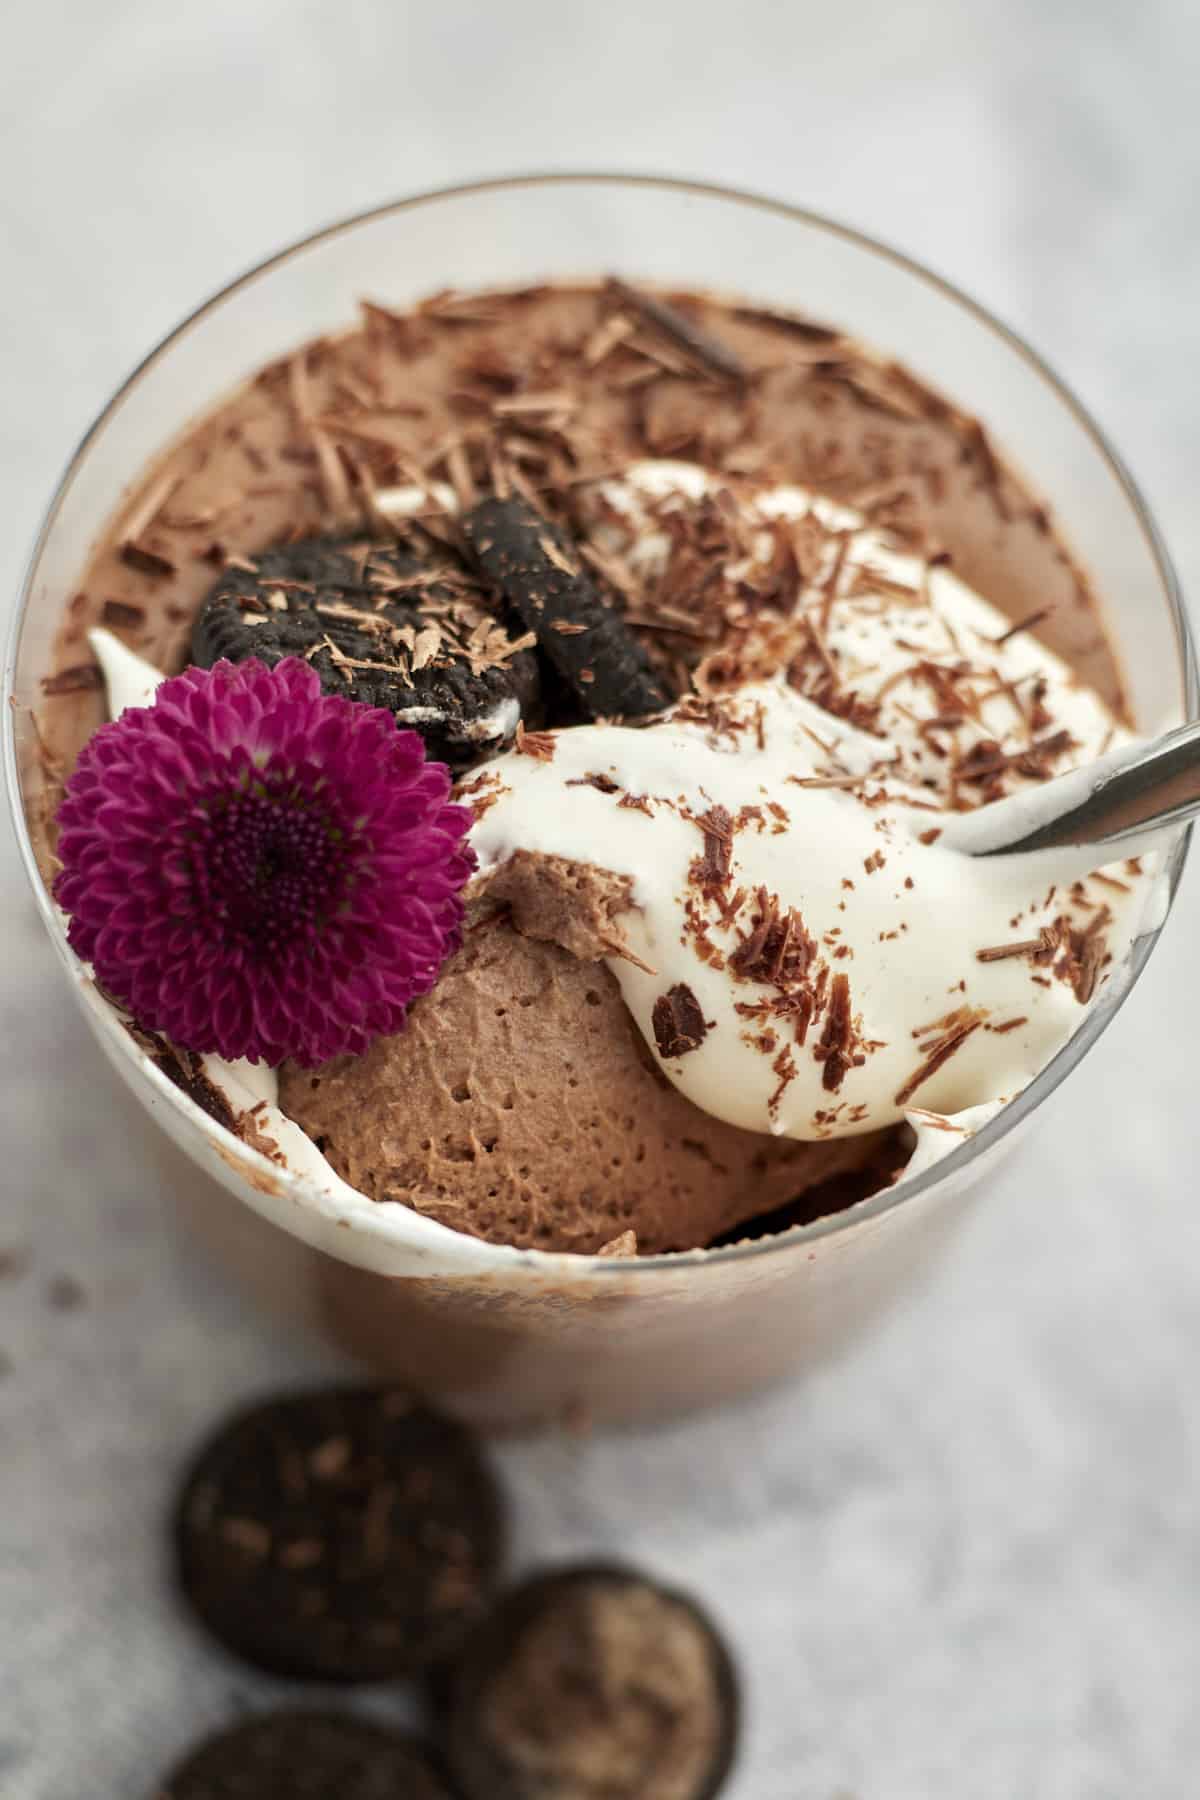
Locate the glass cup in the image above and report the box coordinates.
[5,176,1193,1427]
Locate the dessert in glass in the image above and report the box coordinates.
[5,177,1192,1426]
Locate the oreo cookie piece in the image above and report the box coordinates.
[461,496,669,720]
[156,1711,454,1799]
[192,536,539,770]
[444,1563,740,1799]
[174,1387,505,1682]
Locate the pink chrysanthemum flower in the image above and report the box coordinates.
[54,658,475,1067]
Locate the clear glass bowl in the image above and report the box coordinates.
[5,175,1193,1426]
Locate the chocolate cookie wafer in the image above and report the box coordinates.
[461,496,669,719]
[174,1387,505,1682]
[156,1711,454,1800]
[192,536,539,770]
[444,1563,740,1799]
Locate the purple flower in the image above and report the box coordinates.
[55,658,475,1067]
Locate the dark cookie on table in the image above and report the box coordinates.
[174,1387,505,1682]
[192,536,540,770]
[155,1710,454,1800]
[462,496,670,720]
[444,1562,740,1800]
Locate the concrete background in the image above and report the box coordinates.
[3,3,1199,1794]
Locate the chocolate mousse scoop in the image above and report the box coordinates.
[193,535,540,770]
[278,858,885,1255]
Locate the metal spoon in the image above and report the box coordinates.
[939,719,1200,876]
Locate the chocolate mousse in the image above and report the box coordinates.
[31,280,1148,1257]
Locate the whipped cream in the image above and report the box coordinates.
[87,457,1156,1190]
[470,679,1147,1139]
[581,461,1126,801]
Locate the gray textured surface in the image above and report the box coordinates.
[3,4,1200,1795]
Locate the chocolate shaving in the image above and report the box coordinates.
[651,984,711,1059]
[40,663,102,696]
[601,937,657,976]
[514,725,556,761]
[768,1044,798,1112]
[994,606,1053,646]
[963,417,1001,488]
[730,305,839,343]
[817,532,852,631]
[810,362,926,423]
[788,773,866,791]
[582,311,635,365]
[444,439,478,509]
[119,540,176,578]
[119,470,183,544]
[1069,936,1105,1004]
[729,887,818,990]
[421,287,509,326]
[813,973,856,1093]
[608,279,746,384]
[894,1013,984,1107]
[689,805,734,893]
[100,599,146,630]
[238,1107,285,1164]
[492,391,576,417]
[565,771,620,794]
[456,770,507,821]
[976,929,1057,963]
[956,728,1075,788]
[1052,914,1110,1004]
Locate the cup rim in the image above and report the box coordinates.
[5,169,1195,1278]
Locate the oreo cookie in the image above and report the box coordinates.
[192,536,539,769]
[462,496,669,720]
[155,1710,454,1799]
[444,1563,740,1799]
[174,1387,505,1682]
